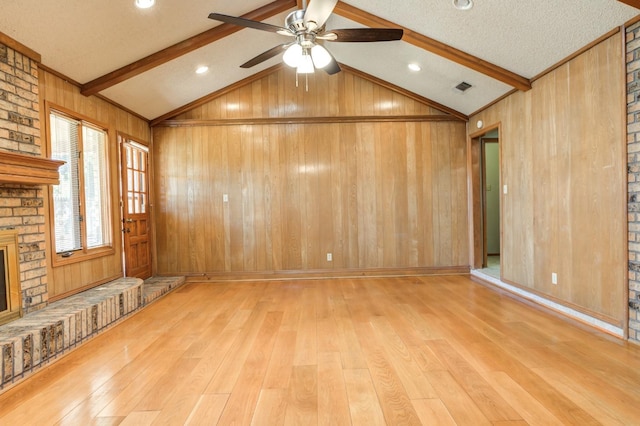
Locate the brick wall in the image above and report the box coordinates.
[0,42,48,313]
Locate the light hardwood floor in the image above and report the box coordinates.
[1,276,639,425]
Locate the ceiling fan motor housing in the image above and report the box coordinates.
[286,10,308,33]
[284,9,318,35]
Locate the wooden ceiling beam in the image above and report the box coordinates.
[81,0,296,96]
[618,0,640,9]
[0,31,41,63]
[334,1,532,92]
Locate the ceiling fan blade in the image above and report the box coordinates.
[240,43,292,68]
[303,0,338,30]
[319,28,404,42]
[208,13,292,35]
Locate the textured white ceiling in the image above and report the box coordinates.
[343,0,638,77]
[101,12,292,119]
[0,0,637,119]
[0,0,268,82]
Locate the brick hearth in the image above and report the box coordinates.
[0,275,184,393]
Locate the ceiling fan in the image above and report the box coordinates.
[208,0,403,75]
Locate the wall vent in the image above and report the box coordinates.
[454,81,473,92]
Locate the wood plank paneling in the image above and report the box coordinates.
[153,69,468,275]
[39,70,150,299]
[470,33,625,324]
[174,68,442,121]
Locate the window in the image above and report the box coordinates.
[49,109,112,257]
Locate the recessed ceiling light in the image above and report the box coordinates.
[195,66,209,74]
[408,63,421,72]
[135,0,155,9]
[453,0,473,10]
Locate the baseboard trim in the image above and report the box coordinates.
[180,266,470,283]
[470,270,624,338]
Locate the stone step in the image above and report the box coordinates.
[143,276,186,305]
[0,276,184,393]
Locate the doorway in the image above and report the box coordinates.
[119,134,152,279]
[469,125,501,278]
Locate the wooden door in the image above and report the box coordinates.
[120,137,152,279]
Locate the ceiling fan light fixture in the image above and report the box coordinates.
[297,52,315,74]
[135,0,155,9]
[311,44,331,69]
[453,0,473,10]
[283,44,303,68]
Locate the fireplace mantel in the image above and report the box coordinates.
[0,151,64,185]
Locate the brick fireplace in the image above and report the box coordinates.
[0,40,62,319]
[0,230,19,325]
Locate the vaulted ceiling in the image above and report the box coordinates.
[0,0,637,121]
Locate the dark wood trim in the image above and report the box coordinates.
[0,151,64,185]
[151,63,467,125]
[94,94,151,124]
[468,122,501,270]
[150,64,283,125]
[334,1,531,92]
[625,14,640,27]
[39,63,82,86]
[157,114,460,127]
[469,89,518,118]
[39,65,150,123]
[530,27,622,82]
[618,0,640,9]
[481,140,488,268]
[45,102,111,133]
[0,31,41,63]
[81,0,296,96]
[117,131,150,147]
[469,134,484,269]
[469,122,500,140]
[471,27,625,119]
[181,266,470,282]
[340,64,468,121]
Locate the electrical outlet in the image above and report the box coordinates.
[327,253,332,262]
[223,194,229,202]
[551,272,558,285]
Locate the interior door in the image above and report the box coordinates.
[120,136,152,279]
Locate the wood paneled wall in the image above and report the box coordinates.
[39,69,150,299]
[175,68,442,120]
[470,32,625,325]
[153,68,469,276]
